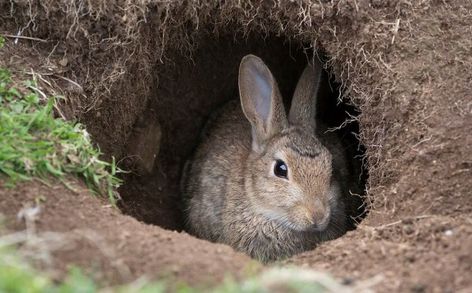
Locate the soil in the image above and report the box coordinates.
[0,179,254,286]
[1,0,471,292]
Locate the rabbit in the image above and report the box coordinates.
[181,54,352,262]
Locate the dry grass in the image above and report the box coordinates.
[1,1,472,291]
[1,0,469,220]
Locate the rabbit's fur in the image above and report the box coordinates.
[182,55,351,262]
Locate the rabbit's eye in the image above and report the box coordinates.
[274,160,288,179]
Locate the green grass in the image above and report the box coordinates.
[0,37,349,293]
[0,244,167,293]
[0,68,121,203]
[0,241,344,293]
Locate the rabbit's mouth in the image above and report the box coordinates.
[307,213,331,232]
[257,207,331,232]
[262,212,330,232]
[293,213,331,233]
[283,203,332,232]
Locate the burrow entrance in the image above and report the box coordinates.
[117,33,368,238]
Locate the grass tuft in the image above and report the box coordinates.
[0,68,122,204]
[0,248,166,293]
[0,242,348,293]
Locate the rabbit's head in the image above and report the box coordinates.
[239,55,342,233]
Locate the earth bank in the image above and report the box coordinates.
[0,1,471,291]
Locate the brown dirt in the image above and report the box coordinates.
[1,0,471,292]
[0,179,254,285]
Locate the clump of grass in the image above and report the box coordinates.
[0,68,121,203]
[0,245,52,293]
[0,244,166,293]
[0,241,346,293]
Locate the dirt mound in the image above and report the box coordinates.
[0,180,253,285]
[1,0,471,291]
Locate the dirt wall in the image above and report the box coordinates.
[1,1,471,291]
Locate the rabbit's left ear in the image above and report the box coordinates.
[289,56,323,130]
[239,55,287,151]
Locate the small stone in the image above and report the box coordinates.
[444,229,453,236]
[403,224,415,235]
[59,57,68,67]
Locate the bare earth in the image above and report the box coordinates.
[0,0,471,291]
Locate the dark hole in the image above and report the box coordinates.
[118,33,368,233]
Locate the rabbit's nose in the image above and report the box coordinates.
[310,204,330,231]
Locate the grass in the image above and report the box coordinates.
[0,36,354,293]
[0,244,167,293]
[0,67,121,203]
[0,241,347,293]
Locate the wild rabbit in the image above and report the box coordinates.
[181,54,351,262]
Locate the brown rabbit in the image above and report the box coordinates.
[181,54,351,262]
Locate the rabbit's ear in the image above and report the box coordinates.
[239,55,287,151]
[288,56,323,130]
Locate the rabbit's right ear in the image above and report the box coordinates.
[288,56,323,130]
[239,55,287,152]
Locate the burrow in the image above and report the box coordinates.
[116,33,369,246]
